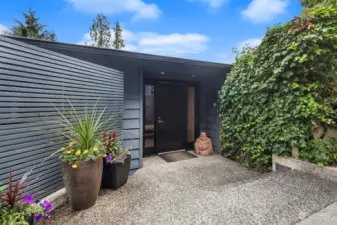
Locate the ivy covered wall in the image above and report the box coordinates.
[217,1,337,170]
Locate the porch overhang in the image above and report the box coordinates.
[9,36,230,169]
[7,36,231,79]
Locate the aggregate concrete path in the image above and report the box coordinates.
[296,201,337,225]
[50,155,337,225]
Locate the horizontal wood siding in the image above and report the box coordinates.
[13,39,143,170]
[123,69,142,169]
[200,80,223,153]
[0,36,124,199]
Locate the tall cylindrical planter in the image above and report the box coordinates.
[102,156,131,190]
[62,159,103,210]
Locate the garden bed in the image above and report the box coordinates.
[272,155,337,182]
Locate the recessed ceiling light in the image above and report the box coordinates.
[192,74,196,77]
[161,72,165,75]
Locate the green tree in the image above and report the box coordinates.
[112,21,125,50]
[90,13,111,48]
[300,0,325,7]
[10,7,56,41]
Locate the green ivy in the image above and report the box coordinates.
[217,1,337,170]
[300,139,337,166]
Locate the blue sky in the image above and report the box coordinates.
[0,0,302,62]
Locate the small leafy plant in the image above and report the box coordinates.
[0,169,52,225]
[54,101,115,168]
[103,130,130,164]
[0,169,27,208]
[59,141,103,169]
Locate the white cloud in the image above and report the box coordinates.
[216,38,262,63]
[238,38,262,50]
[79,28,210,57]
[187,0,229,8]
[215,52,235,64]
[65,0,161,20]
[0,24,10,35]
[242,0,288,23]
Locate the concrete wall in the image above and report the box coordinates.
[273,155,337,183]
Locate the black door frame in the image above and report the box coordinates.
[143,78,200,156]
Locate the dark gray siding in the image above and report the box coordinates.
[18,46,142,170]
[9,37,230,167]
[0,36,124,199]
[123,68,143,169]
[200,76,225,153]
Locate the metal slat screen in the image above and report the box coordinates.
[0,36,124,199]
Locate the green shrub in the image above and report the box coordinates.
[217,1,337,169]
[300,139,337,166]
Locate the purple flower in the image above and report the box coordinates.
[42,200,53,212]
[22,194,34,204]
[118,156,125,162]
[34,214,43,221]
[105,155,112,163]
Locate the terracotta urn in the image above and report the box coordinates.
[194,132,214,156]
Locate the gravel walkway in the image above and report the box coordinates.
[49,154,337,225]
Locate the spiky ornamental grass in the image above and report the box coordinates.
[52,100,119,167]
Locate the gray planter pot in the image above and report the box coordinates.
[62,159,103,210]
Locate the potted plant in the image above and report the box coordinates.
[54,102,110,210]
[0,169,52,225]
[101,130,131,190]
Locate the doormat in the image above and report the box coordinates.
[159,151,197,163]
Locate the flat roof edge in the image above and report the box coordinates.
[4,36,232,69]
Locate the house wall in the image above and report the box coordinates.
[199,77,225,153]
[13,43,144,170]
[12,37,227,169]
[123,69,143,169]
[0,36,124,199]
[144,72,226,154]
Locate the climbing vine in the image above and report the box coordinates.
[217,1,337,170]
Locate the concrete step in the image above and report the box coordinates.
[146,171,337,224]
[201,171,275,192]
[128,157,337,224]
[50,156,337,225]
[135,154,261,190]
[296,201,337,225]
[87,170,337,225]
